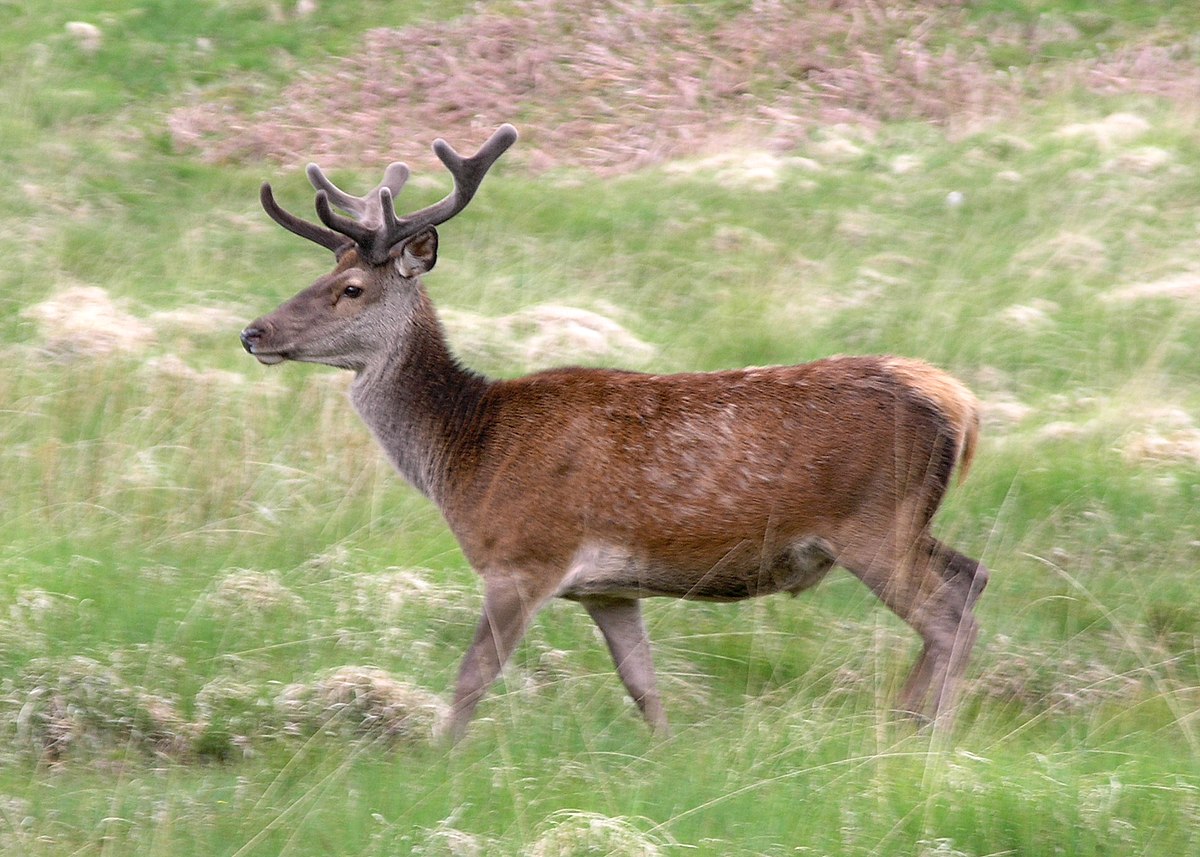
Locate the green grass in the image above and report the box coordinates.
[3,1,1200,855]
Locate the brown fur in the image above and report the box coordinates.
[881,356,980,484]
[442,357,970,575]
[242,134,988,741]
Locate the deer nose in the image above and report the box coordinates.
[240,326,264,353]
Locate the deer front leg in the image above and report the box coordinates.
[445,573,550,743]
[581,596,670,736]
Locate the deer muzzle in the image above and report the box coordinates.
[240,326,285,365]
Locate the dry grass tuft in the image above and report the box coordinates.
[22,285,155,357]
[342,567,465,623]
[64,21,103,55]
[143,354,247,388]
[416,822,486,857]
[1056,112,1151,148]
[1105,270,1200,304]
[1103,145,1175,174]
[526,810,670,857]
[277,665,447,742]
[664,150,817,191]
[971,636,1144,713]
[9,588,77,629]
[442,303,656,369]
[147,304,247,336]
[996,300,1059,332]
[8,656,187,760]
[1121,427,1200,466]
[1013,230,1112,279]
[1115,404,1200,466]
[980,393,1034,430]
[20,287,255,395]
[209,568,305,614]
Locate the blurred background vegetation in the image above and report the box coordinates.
[2,1,1199,854]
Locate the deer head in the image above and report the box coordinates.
[240,124,518,372]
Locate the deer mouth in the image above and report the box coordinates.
[253,352,286,365]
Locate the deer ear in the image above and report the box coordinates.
[391,227,438,277]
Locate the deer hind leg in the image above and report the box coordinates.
[840,534,987,722]
[925,539,988,716]
[445,572,555,743]
[581,596,670,736]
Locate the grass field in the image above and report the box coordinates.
[3,1,1200,854]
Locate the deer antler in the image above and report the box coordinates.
[260,125,518,265]
[260,182,352,257]
[307,161,411,219]
[392,123,519,239]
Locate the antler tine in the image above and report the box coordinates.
[393,124,519,240]
[260,182,352,256]
[309,161,418,263]
[306,161,411,221]
[314,190,376,249]
[378,162,411,198]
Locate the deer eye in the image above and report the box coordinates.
[343,285,363,299]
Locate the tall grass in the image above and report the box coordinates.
[3,1,1200,855]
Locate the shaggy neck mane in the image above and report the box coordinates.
[350,288,492,503]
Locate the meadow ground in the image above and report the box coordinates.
[2,1,1200,854]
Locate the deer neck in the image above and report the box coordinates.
[349,289,491,504]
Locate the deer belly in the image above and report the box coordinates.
[555,537,835,602]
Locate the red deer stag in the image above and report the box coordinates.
[241,125,988,741]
